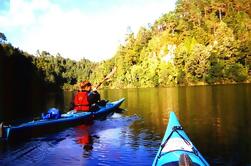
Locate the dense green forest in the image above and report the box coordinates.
[1,0,251,93]
[107,0,251,88]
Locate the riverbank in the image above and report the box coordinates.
[62,79,251,91]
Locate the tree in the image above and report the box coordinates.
[0,32,7,43]
[225,63,248,82]
[185,44,210,82]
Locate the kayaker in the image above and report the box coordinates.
[70,80,100,112]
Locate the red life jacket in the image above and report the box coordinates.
[73,91,90,112]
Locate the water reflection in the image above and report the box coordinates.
[74,124,94,154]
[0,85,250,165]
[100,85,251,165]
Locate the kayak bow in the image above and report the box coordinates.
[152,112,209,166]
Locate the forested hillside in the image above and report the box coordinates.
[32,50,95,90]
[106,0,251,88]
[1,0,251,91]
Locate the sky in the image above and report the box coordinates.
[0,0,177,62]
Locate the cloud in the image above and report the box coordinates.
[0,0,176,61]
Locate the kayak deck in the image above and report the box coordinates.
[152,112,209,166]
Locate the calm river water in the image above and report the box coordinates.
[0,84,251,166]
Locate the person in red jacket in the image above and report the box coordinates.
[71,80,100,112]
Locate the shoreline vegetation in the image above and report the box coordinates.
[1,0,251,92]
[0,0,250,122]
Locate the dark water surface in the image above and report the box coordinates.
[0,84,251,166]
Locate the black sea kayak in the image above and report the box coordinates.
[1,98,125,141]
[152,112,209,166]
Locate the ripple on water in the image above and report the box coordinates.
[1,140,53,165]
[0,114,154,166]
[81,115,153,166]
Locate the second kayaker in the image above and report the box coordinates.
[70,80,100,112]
